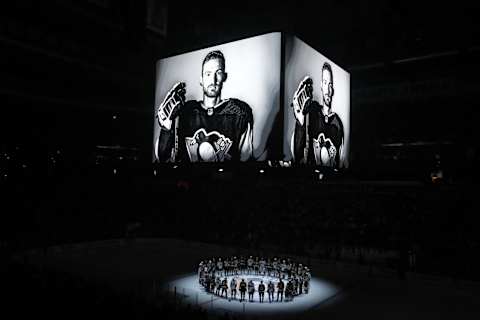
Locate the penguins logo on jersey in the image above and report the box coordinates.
[185,128,232,162]
[313,133,337,167]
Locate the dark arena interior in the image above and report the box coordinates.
[1,1,480,319]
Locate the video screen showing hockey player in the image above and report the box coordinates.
[283,36,350,169]
[152,32,281,163]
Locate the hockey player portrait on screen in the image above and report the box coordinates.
[291,62,344,168]
[154,50,254,162]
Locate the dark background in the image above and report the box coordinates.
[1,2,480,318]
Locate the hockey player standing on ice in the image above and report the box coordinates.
[216,258,224,277]
[272,257,279,277]
[276,278,285,302]
[266,257,273,276]
[239,278,247,302]
[221,277,228,298]
[280,259,287,279]
[285,279,294,302]
[247,256,254,275]
[239,256,246,274]
[254,256,260,275]
[267,280,275,303]
[155,50,254,162]
[233,256,239,275]
[224,258,230,276]
[258,280,265,303]
[291,62,344,168]
[198,262,204,284]
[230,277,237,300]
[215,277,221,295]
[259,257,266,276]
[248,280,255,302]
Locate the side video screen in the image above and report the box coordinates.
[283,36,350,169]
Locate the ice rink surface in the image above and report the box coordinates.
[18,238,480,320]
[167,273,340,316]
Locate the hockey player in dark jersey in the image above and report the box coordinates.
[280,259,287,279]
[215,277,221,295]
[266,258,272,277]
[198,262,204,284]
[291,62,344,168]
[247,280,255,302]
[239,279,247,302]
[239,256,246,274]
[267,280,275,303]
[221,277,228,298]
[285,279,294,302]
[230,277,237,300]
[276,279,285,302]
[258,280,265,303]
[298,274,303,295]
[155,50,254,162]
[210,276,216,293]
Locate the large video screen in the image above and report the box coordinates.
[283,36,350,169]
[152,32,281,163]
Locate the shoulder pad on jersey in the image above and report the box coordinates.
[218,98,251,116]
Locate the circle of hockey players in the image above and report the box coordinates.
[197,256,311,303]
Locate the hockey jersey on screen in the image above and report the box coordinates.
[292,101,344,168]
[156,98,253,162]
